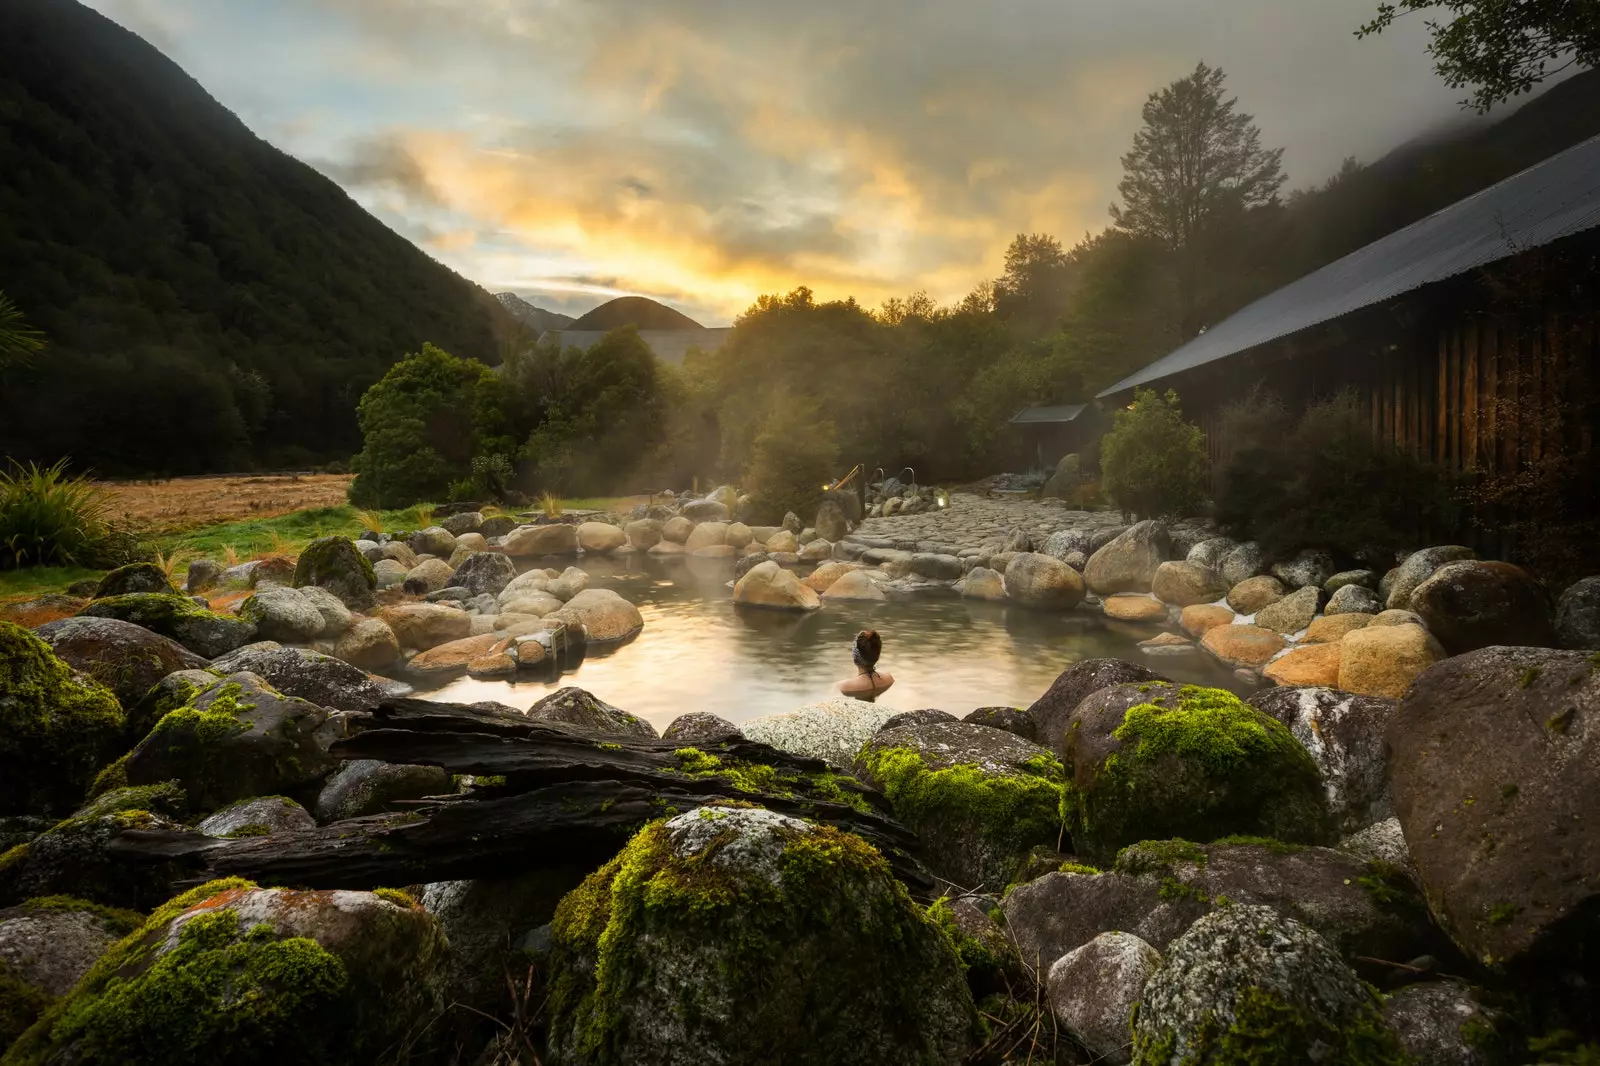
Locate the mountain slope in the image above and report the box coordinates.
[0,0,508,475]
[495,292,575,333]
[571,296,703,332]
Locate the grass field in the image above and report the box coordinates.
[100,473,356,532]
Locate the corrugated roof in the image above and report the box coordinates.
[539,328,732,366]
[1010,404,1087,424]
[1098,133,1600,398]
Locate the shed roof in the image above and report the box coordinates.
[1010,404,1087,425]
[1098,133,1600,398]
[538,328,733,366]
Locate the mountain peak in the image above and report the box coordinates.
[495,292,575,332]
[570,296,703,332]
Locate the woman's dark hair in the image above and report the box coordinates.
[853,630,882,677]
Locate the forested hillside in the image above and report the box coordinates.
[571,297,704,331]
[0,0,507,475]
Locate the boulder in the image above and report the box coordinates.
[1185,537,1238,571]
[577,521,627,554]
[1370,608,1425,628]
[1388,647,1600,968]
[78,593,256,658]
[6,881,450,1064]
[378,540,419,568]
[1304,612,1374,643]
[497,567,554,604]
[1248,686,1399,834]
[1340,816,1413,872]
[1326,569,1378,593]
[680,498,730,522]
[544,807,974,1065]
[798,537,832,562]
[547,565,590,602]
[1151,561,1228,607]
[1179,603,1235,638]
[480,515,517,538]
[856,720,1066,887]
[1130,906,1403,1064]
[911,553,964,581]
[551,588,645,642]
[1254,585,1324,635]
[1337,623,1442,699]
[527,686,658,738]
[91,562,175,598]
[1004,552,1086,609]
[0,808,187,912]
[440,511,483,536]
[1554,575,1600,650]
[198,795,317,837]
[184,559,225,593]
[120,672,337,814]
[314,758,453,821]
[1047,932,1162,1065]
[661,712,743,744]
[35,615,207,723]
[1061,682,1329,862]
[1225,574,1286,615]
[296,585,353,636]
[625,518,663,550]
[803,560,859,593]
[1083,520,1170,595]
[1026,658,1167,758]
[1220,541,1269,586]
[733,561,822,611]
[451,551,517,597]
[1382,981,1506,1066]
[1200,624,1286,669]
[238,584,325,643]
[1326,583,1383,616]
[962,706,1040,744]
[821,570,886,601]
[408,525,458,558]
[333,617,402,671]
[1103,594,1168,623]
[1409,559,1558,654]
[722,521,752,549]
[879,709,958,733]
[1042,528,1095,561]
[661,516,694,544]
[1387,544,1478,610]
[504,522,580,557]
[1040,452,1082,499]
[0,896,139,1042]
[403,558,455,594]
[814,500,850,542]
[0,622,125,818]
[1262,642,1342,687]
[210,643,387,712]
[376,603,473,651]
[742,696,898,767]
[956,566,1007,601]
[291,535,377,609]
[406,634,506,679]
[249,555,297,587]
[372,559,408,590]
[1271,548,1337,590]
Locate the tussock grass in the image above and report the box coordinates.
[0,459,113,569]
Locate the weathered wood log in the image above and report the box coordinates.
[110,695,934,892]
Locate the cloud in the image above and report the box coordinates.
[88,0,1475,321]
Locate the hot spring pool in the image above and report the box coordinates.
[419,555,1245,731]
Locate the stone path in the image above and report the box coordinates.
[852,493,1126,555]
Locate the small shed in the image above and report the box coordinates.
[1009,404,1097,472]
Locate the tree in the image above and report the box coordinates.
[993,233,1073,328]
[1100,389,1209,519]
[743,391,841,524]
[1358,0,1600,112]
[1111,62,1285,337]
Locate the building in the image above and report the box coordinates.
[1096,133,1600,490]
[538,328,734,367]
[1008,404,1103,473]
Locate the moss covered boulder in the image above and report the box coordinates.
[855,720,1066,888]
[291,535,376,610]
[34,617,208,738]
[1131,905,1404,1065]
[0,808,187,911]
[545,806,975,1065]
[77,594,255,659]
[210,643,386,713]
[0,622,125,819]
[4,880,450,1066]
[1026,658,1168,758]
[118,673,337,815]
[0,896,142,1049]
[91,563,175,599]
[1061,682,1330,863]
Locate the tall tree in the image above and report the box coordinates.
[1359,0,1599,112]
[993,233,1073,329]
[1111,62,1286,338]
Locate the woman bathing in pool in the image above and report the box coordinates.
[838,629,895,702]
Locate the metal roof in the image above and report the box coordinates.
[1010,404,1087,425]
[1098,132,1600,398]
[538,328,733,366]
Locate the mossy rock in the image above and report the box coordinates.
[34,617,210,742]
[4,880,451,1066]
[545,806,976,1065]
[0,896,144,1048]
[856,721,1068,889]
[77,594,255,659]
[927,896,1024,1001]
[1063,683,1330,863]
[0,809,187,911]
[292,536,376,610]
[0,622,125,819]
[119,673,337,815]
[91,564,176,600]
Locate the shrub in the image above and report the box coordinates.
[1100,389,1209,519]
[0,459,114,569]
[743,393,841,523]
[1216,390,1458,558]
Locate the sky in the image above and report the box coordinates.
[87,0,1480,325]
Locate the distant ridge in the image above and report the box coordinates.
[495,292,575,333]
[571,296,703,332]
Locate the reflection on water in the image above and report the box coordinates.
[426,555,1245,730]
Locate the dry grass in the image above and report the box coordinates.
[99,474,355,533]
